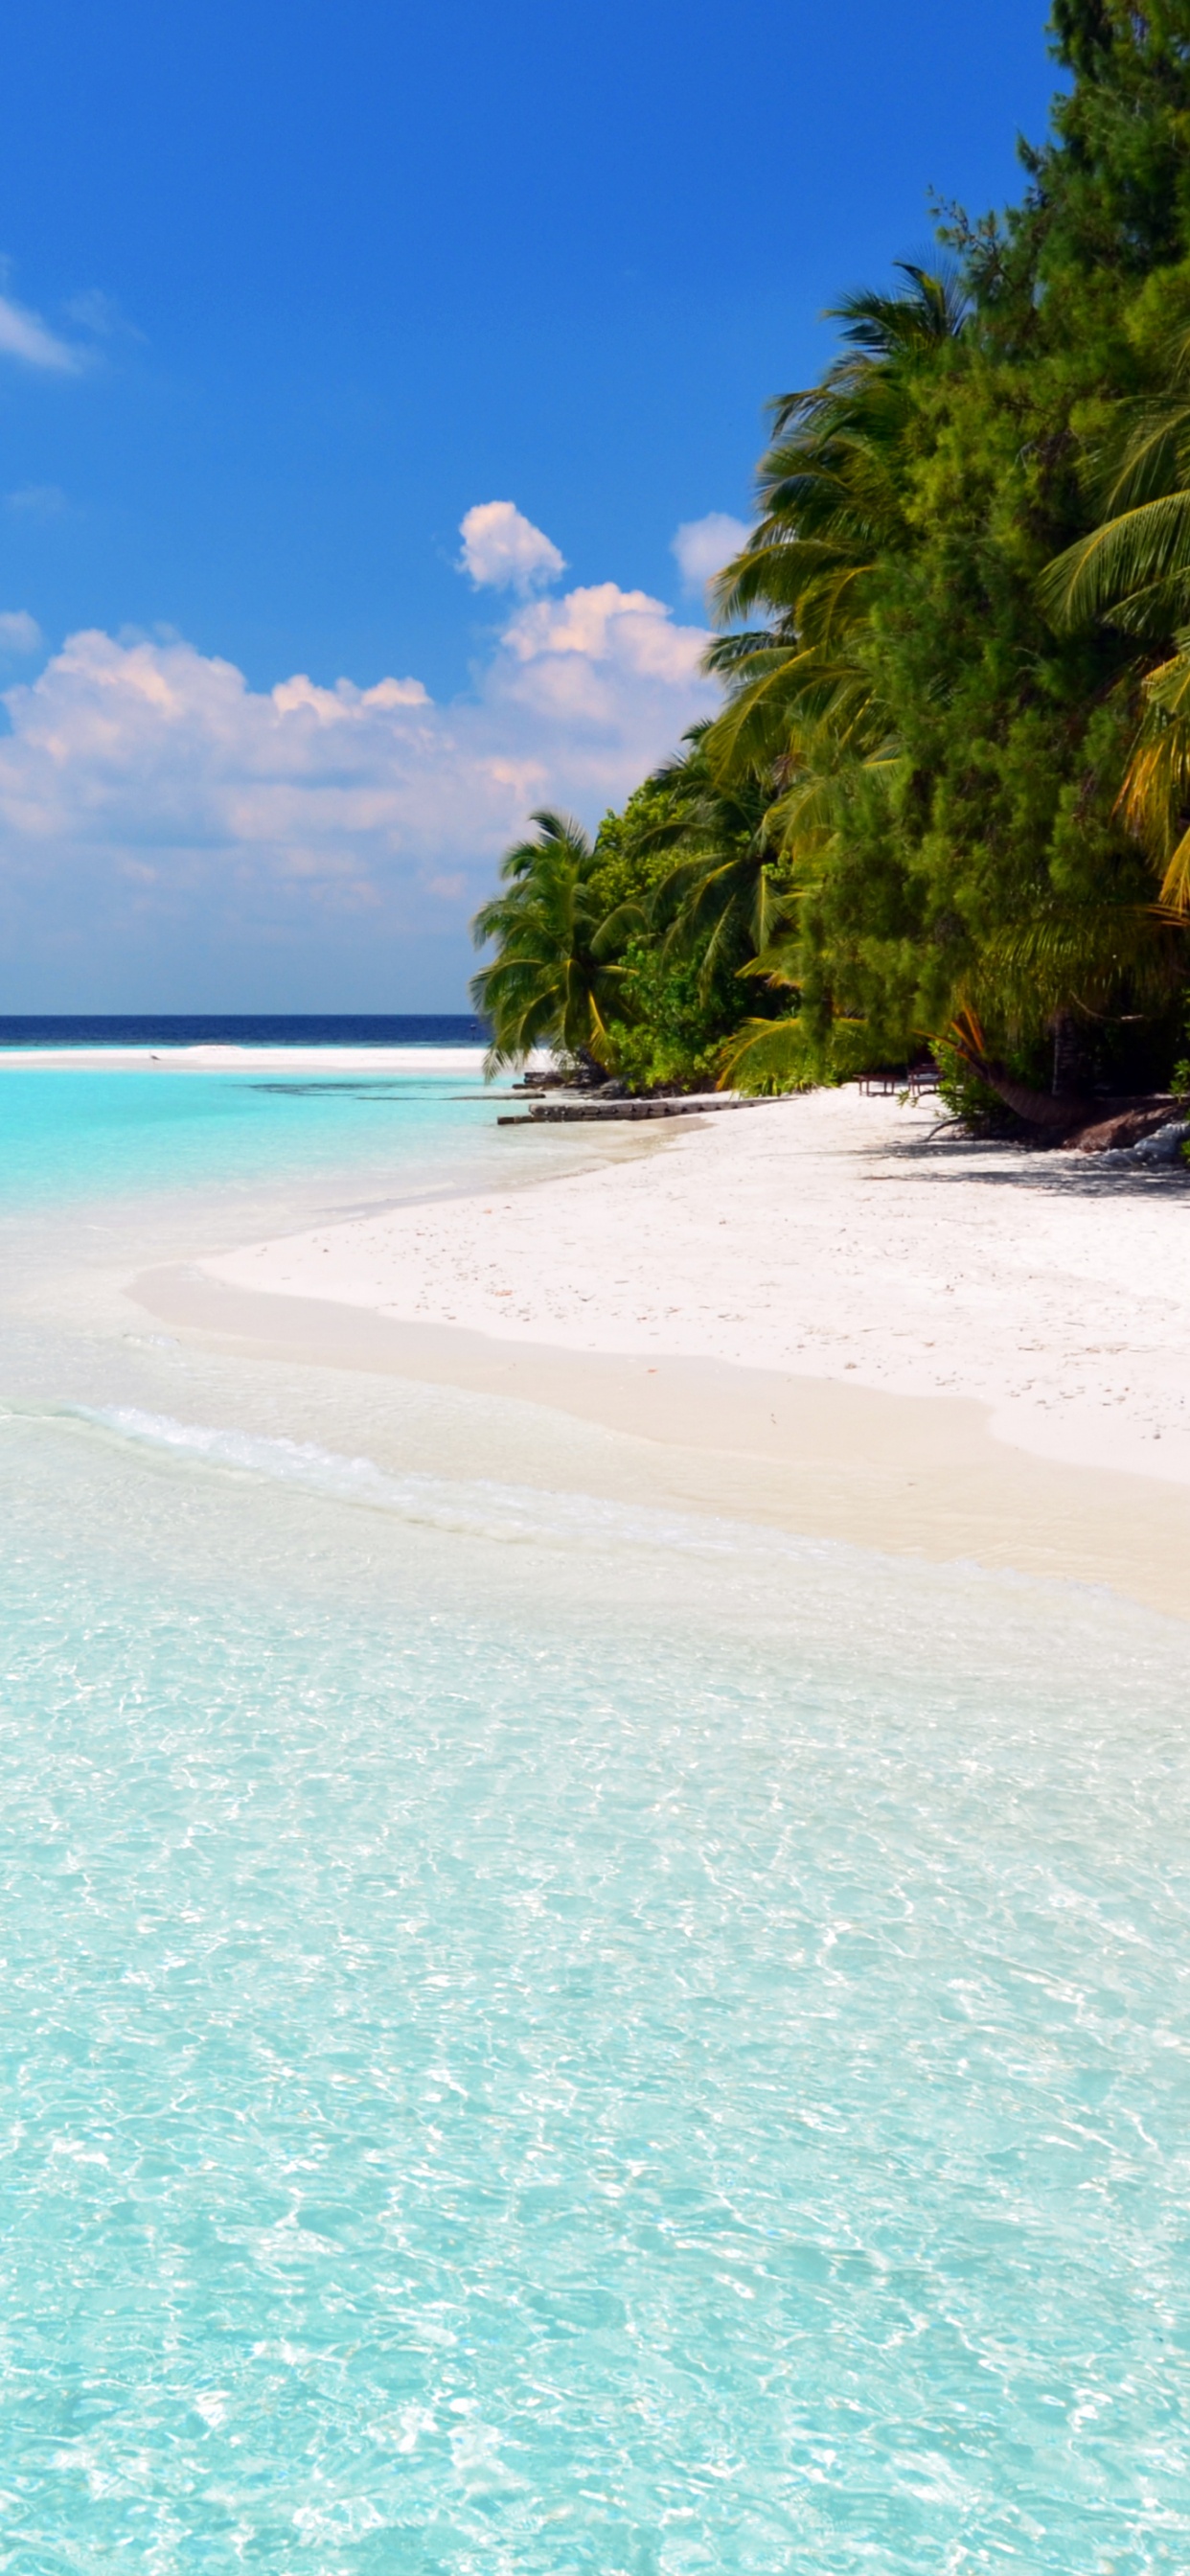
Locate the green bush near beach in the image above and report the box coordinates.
[474,1,1190,1116]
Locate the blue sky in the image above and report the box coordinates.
[0,0,1061,1010]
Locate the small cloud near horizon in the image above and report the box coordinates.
[459,499,566,596]
[671,511,750,599]
[0,610,43,657]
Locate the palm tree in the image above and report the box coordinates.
[632,726,790,998]
[469,811,642,1071]
[661,272,962,1095]
[1041,355,1190,906]
[712,284,1187,1101]
[703,264,966,797]
[695,268,963,1083]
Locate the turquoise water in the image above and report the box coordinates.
[1,1064,1189,2569]
[0,1066,494,1212]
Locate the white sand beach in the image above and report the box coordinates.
[201,1087,1190,1479]
[128,1085,1190,1618]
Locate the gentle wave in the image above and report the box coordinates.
[0,1044,491,1072]
[58,1402,780,1555]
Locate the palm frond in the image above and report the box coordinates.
[1115,641,1190,892]
[469,809,636,1070]
[716,1016,814,1093]
[1041,491,1190,631]
[967,900,1186,1026]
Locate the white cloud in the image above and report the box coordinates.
[62,288,142,343]
[671,511,750,598]
[501,583,710,700]
[459,499,565,595]
[0,610,42,656]
[0,291,80,374]
[6,483,68,518]
[0,565,717,1005]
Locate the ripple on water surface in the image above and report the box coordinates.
[0,1405,1188,2571]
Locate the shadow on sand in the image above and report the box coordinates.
[869,1123,1190,1201]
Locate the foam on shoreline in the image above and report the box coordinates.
[0,1044,491,1073]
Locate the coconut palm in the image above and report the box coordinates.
[1039,362,1190,642]
[653,283,960,1064]
[469,811,642,1071]
[703,264,966,794]
[1041,356,1190,906]
[970,899,1187,1030]
[631,726,791,998]
[695,270,963,1091]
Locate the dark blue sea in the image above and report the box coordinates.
[0,1013,484,1048]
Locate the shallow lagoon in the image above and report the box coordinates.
[2,1060,1188,2569]
[0,1057,492,1212]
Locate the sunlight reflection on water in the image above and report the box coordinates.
[0,1065,1187,2569]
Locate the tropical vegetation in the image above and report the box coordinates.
[472,1,1190,1122]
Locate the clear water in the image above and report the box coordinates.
[0,1065,492,1212]
[2,1059,1188,2570]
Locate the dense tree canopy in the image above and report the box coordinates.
[472,2,1190,1113]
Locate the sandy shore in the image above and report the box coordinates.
[199,1088,1190,1481]
[133,1088,1190,1617]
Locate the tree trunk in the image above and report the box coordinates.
[983,1066,1091,1129]
[1051,1008,1086,1098]
[952,1035,1091,1129]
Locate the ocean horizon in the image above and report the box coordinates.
[0,1012,487,1049]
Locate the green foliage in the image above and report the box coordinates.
[471,4,1190,1101]
[718,1013,817,1094]
[930,1036,1039,1137]
[698,2,1190,1087]
[469,811,643,1070]
[603,941,744,1092]
[586,779,682,916]
[589,736,786,1088]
